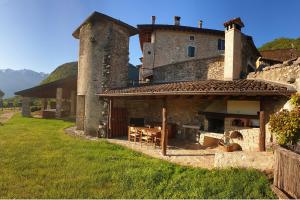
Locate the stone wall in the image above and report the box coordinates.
[114,97,212,135]
[224,118,261,151]
[240,35,259,74]
[247,58,300,91]
[151,30,224,68]
[248,59,300,145]
[153,56,224,83]
[76,19,131,135]
[214,151,274,171]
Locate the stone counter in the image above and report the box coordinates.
[214,151,274,171]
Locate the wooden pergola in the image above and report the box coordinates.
[98,79,295,156]
[15,76,77,118]
[102,94,286,156]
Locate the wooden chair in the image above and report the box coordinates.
[128,126,140,143]
[140,129,154,146]
[154,132,161,148]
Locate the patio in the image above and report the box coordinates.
[107,137,218,168]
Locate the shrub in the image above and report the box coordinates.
[30,106,41,112]
[269,107,300,146]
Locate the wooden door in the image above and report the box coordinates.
[110,108,128,138]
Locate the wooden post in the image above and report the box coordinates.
[259,111,266,151]
[161,99,167,156]
[56,88,63,118]
[108,98,113,138]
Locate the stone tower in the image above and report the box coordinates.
[223,17,244,80]
[73,12,138,136]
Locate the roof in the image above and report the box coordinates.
[98,79,295,97]
[224,17,245,28]
[137,24,259,56]
[259,48,300,62]
[15,76,77,98]
[137,24,225,35]
[138,24,224,50]
[73,11,138,39]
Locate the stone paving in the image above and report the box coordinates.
[0,110,16,124]
[65,126,274,171]
[65,126,218,169]
[107,137,218,169]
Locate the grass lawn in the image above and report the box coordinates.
[0,114,275,199]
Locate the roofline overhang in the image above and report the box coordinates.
[72,11,138,39]
[15,75,77,96]
[97,90,295,97]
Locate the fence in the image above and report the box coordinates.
[273,146,300,198]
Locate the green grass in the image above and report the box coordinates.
[0,114,275,199]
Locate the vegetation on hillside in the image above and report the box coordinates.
[0,89,4,98]
[259,37,300,51]
[41,62,78,84]
[0,115,275,198]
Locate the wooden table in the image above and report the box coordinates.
[128,126,161,145]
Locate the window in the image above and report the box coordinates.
[187,46,195,57]
[218,39,225,50]
[189,35,195,41]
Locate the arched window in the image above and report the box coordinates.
[187,46,195,57]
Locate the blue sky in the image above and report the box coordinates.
[0,0,299,73]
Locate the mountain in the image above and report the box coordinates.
[41,62,77,84]
[259,37,300,51]
[0,69,48,98]
[41,61,139,86]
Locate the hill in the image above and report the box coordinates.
[259,37,300,51]
[0,69,48,98]
[41,62,139,86]
[41,62,78,84]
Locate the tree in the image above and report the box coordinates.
[0,89,4,99]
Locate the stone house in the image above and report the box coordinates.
[139,16,258,82]
[17,12,298,154]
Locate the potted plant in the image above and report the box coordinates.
[218,135,234,152]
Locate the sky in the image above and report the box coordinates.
[0,0,299,73]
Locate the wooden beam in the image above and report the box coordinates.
[259,111,266,151]
[199,111,259,119]
[270,185,291,199]
[207,96,215,100]
[223,96,230,101]
[161,99,167,156]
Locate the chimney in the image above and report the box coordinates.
[152,16,156,25]
[174,16,181,26]
[198,20,203,28]
[223,17,245,80]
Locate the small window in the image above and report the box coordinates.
[218,39,225,50]
[187,46,195,57]
[189,35,195,41]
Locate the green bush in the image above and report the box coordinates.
[269,102,300,145]
[30,106,41,112]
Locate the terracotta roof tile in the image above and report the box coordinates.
[98,79,295,97]
[224,17,245,28]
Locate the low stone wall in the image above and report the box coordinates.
[199,128,260,151]
[248,58,300,91]
[214,151,274,171]
[224,118,262,151]
[153,56,224,83]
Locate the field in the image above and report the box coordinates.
[0,114,275,198]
